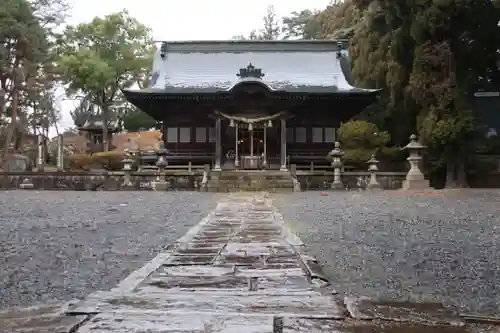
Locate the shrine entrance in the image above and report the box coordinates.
[238,127,264,156]
[219,112,283,170]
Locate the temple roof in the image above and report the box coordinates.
[78,116,120,132]
[123,40,380,98]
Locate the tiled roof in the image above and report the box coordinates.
[124,40,379,96]
[80,119,120,131]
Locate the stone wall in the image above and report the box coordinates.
[296,171,407,190]
[0,170,408,191]
[0,171,204,191]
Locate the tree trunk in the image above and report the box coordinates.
[445,160,459,188]
[17,109,29,153]
[456,157,468,188]
[101,104,109,152]
[2,89,19,156]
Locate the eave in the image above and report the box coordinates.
[122,87,382,101]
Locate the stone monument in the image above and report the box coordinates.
[56,134,64,171]
[36,134,44,172]
[366,154,381,190]
[152,142,170,191]
[4,154,30,172]
[328,142,344,190]
[121,149,134,187]
[4,154,34,189]
[402,134,430,190]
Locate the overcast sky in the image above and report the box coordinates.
[54,0,331,136]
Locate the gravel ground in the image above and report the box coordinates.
[273,190,500,315]
[0,191,219,309]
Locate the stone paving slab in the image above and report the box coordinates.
[345,296,466,327]
[77,312,275,333]
[70,292,346,318]
[282,318,471,333]
[0,301,88,333]
[3,192,500,332]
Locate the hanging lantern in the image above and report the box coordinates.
[248,122,253,131]
[267,119,273,128]
[229,118,235,127]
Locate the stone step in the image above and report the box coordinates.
[207,187,294,193]
[209,182,294,185]
[206,172,295,192]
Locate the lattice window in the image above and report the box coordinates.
[312,127,323,143]
[166,127,178,143]
[179,127,191,143]
[295,127,307,143]
[324,127,336,143]
[195,127,207,143]
[208,127,216,143]
[286,127,294,143]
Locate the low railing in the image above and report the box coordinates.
[0,170,205,191]
[138,162,207,172]
[293,170,407,190]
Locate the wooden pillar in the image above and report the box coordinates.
[235,125,239,168]
[280,118,287,171]
[161,121,166,146]
[214,116,222,170]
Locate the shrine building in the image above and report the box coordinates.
[123,40,381,170]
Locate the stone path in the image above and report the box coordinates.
[1,193,499,332]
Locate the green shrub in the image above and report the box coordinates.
[334,120,392,169]
[379,146,407,163]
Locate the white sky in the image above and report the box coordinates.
[53,0,332,136]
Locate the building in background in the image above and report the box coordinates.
[123,40,381,170]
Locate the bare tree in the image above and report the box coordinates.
[260,5,281,40]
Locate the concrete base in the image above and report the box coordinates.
[331,182,344,190]
[19,178,34,189]
[293,178,301,192]
[367,183,382,190]
[402,179,430,190]
[152,181,170,191]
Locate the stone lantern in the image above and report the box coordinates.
[366,154,381,190]
[328,141,344,190]
[402,134,430,190]
[121,149,134,187]
[153,142,170,191]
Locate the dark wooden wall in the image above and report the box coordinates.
[157,98,363,163]
[161,107,215,154]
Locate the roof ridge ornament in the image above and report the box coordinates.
[237,63,265,79]
[160,42,167,59]
[336,41,344,59]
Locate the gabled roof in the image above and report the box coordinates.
[78,116,120,132]
[124,40,380,97]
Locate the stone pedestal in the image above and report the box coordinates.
[121,149,134,188]
[328,142,344,190]
[242,155,260,169]
[402,134,430,190]
[19,178,34,189]
[367,154,381,190]
[152,179,169,191]
[152,144,170,191]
